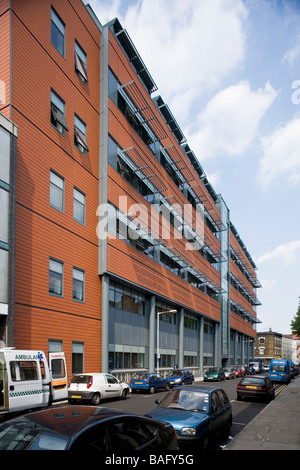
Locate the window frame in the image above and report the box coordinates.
[75,40,88,83]
[49,258,64,297]
[73,187,86,225]
[51,7,65,57]
[72,267,85,302]
[50,169,64,213]
[50,89,68,135]
[74,114,89,154]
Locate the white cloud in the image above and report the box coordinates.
[258,116,300,190]
[187,80,277,161]
[282,37,300,65]
[256,240,300,266]
[87,0,248,121]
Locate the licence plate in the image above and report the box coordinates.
[246,385,257,389]
[135,382,143,384]
[71,395,81,398]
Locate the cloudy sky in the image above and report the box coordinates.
[86,0,300,334]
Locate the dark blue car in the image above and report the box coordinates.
[146,386,232,449]
[165,368,194,387]
[130,372,170,394]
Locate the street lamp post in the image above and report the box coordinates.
[156,309,177,373]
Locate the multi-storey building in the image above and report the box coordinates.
[0,0,261,377]
[255,330,282,367]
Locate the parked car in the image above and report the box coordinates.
[237,375,275,403]
[146,386,232,449]
[165,368,194,387]
[224,368,235,380]
[130,372,170,393]
[0,406,177,450]
[204,367,225,382]
[233,367,245,378]
[245,366,255,375]
[68,373,130,405]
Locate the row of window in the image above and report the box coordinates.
[51,7,88,84]
[50,169,86,225]
[109,282,146,316]
[51,89,89,154]
[108,352,208,370]
[49,258,85,302]
[51,8,89,153]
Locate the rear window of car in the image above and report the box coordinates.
[132,374,148,380]
[241,377,265,385]
[71,375,91,384]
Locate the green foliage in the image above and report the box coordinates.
[290,297,300,337]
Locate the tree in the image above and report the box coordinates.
[290,297,300,337]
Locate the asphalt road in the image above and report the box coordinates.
[76,374,286,449]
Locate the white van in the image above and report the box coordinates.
[0,348,68,417]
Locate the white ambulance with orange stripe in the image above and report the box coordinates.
[0,348,68,418]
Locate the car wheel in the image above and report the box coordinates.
[237,395,242,401]
[149,386,155,394]
[122,389,128,400]
[165,383,170,391]
[91,393,101,405]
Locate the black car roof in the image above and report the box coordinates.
[0,406,154,439]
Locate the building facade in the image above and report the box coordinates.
[255,330,282,367]
[0,0,261,378]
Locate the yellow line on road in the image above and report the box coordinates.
[275,384,287,396]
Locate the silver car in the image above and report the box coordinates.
[224,368,235,380]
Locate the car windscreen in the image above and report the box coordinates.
[160,389,209,413]
[241,377,265,385]
[166,370,182,377]
[70,375,92,384]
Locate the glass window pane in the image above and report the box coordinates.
[73,268,84,301]
[51,9,65,56]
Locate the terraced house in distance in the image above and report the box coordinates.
[0,0,262,379]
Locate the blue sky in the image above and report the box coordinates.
[86,0,300,334]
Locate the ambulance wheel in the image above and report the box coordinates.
[91,393,101,405]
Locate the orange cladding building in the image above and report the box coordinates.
[0,0,261,377]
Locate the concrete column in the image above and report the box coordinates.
[149,295,156,372]
[178,308,184,368]
[101,274,109,373]
[199,316,204,377]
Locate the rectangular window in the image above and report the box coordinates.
[73,188,85,225]
[74,114,89,154]
[72,342,84,375]
[50,170,64,212]
[75,40,88,83]
[51,90,68,135]
[10,361,39,382]
[73,267,85,302]
[51,7,65,57]
[49,258,63,296]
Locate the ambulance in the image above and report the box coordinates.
[0,348,68,417]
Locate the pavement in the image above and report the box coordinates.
[224,374,300,450]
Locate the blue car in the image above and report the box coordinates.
[146,386,232,449]
[130,372,170,394]
[165,368,194,387]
